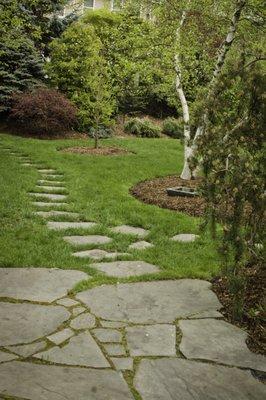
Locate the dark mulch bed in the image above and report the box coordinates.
[61,146,133,156]
[212,262,266,355]
[130,175,206,217]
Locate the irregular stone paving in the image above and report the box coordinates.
[1,146,265,398]
[91,260,160,277]
[73,248,131,260]
[48,221,97,230]
[111,224,150,237]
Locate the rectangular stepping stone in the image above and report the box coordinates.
[72,249,130,260]
[38,180,65,186]
[48,221,96,230]
[171,233,199,242]
[32,201,68,208]
[56,298,79,307]
[111,225,149,238]
[92,329,122,343]
[47,328,74,345]
[70,312,96,330]
[111,357,133,371]
[35,185,67,192]
[134,358,266,400]
[42,174,64,179]
[34,211,79,219]
[29,192,67,200]
[0,350,18,362]
[35,332,109,368]
[64,235,112,246]
[0,268,88,302]
[179,319,266,372]
[126,325,176,356]
[129,241,154,250]
[5,342,46,358]
[91,261,159,278]
[38,169,58,174]
[0,361,135,400]
[104,344,126,356]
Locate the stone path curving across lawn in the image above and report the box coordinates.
[0,144,265,399]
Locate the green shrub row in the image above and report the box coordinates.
[124,117,183,139]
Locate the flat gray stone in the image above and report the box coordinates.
[36,185,66,192]
[188,310,223,319]
[56,297,79,307]
[29,192,67,200]
[73,249,131,260]
[32,201,68,208]
[171,233,199,242]
[126,325,176,356]
[38,180,64,186]
[92,329,122,343]
[42,174,64,179]
[0,361,134,400]
[38,169,58,174]
[47,328,74,345]
[35,332,109,368]
[104,344,126,356]
[0,350,18,363]
[0,268,88,302]
[64,235,112,246]
[179,319,266,372]
[77,280,221,323]
[48,221,96,230]
[111,357,133,371]
[70,312,96,330]
[92,260,159,277]
[129,241,154,250]
[34,211,79,218]
[0,303,70,346]
[5,342,46,357]
[135,358,266,400]
[101,321,128,328]
[111,225,149,237]
[72,306,86,316]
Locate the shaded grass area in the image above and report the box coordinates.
[0,133,220,290]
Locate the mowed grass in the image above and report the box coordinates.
[0,133,220,290]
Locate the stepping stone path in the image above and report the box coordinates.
[171,233,199,242]
[34,210,80,218]
[0,144,265,399]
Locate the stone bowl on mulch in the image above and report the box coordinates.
[130,175,206,217]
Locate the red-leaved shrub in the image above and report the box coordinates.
[10,88,77,136]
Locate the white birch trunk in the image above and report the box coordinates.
[178,0,246,180]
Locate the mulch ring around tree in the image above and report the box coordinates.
[212,262,266,356]
[61,146,134,156]
[130,175,206,217]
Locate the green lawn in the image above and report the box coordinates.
[0,133,220,291]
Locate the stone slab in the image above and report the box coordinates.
[64,235,112,246]
[70,312,96,330]
[48,221,96,230]
[111,357,133,371]
[6,342,46,358]
[38,169,58,174]
[0,303,70,346]
[72,306,86,316]
[188,310,223,319]
[56,297,79,307]
[32,201,68,208]
[91,260,159,277]
[171,233,199,242]
[179,319,266,372]
[77,280,222,324]
[101,321,128,328]
[0,350,18,363]
[29,192,67,200]
[126,325,176,356]
[104,344,126,356]
[111,225,149,237]
[135,358,266,400]
[47,328,74,345]
[38,180,64,186]
[0,361,134,400]
[73,249,131,260]
[42,174,64,179]
[36,185,67,192]
[0,268,88,302]
[34,211,79,218]
[129,241,154,250]
[92,328,122,343]
[35,332,109,368]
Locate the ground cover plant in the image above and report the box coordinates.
[0,133,219,288]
